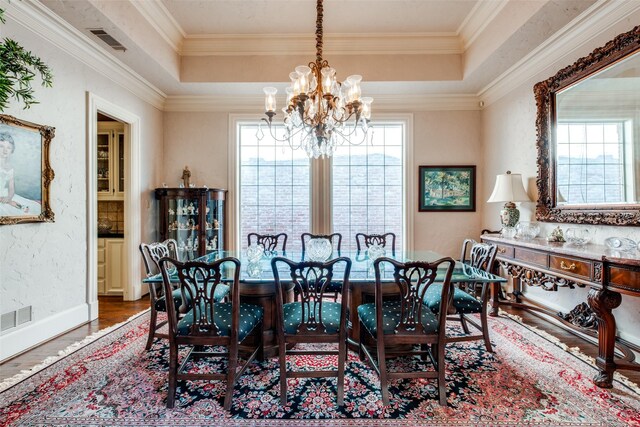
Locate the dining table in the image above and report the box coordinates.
[143,250,507,357]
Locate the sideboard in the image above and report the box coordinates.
[481,234,640,388]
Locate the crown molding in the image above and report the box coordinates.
[129,0,185,52]
[457,0,509,50]
[478,0,640,107]
[8,0,166,110]
[164,94,480,112]
[181,33,462,56]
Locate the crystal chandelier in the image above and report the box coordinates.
[260,0,373,159]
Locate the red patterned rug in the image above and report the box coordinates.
[1,311,639,426]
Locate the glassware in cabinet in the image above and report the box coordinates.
[155,187,227,259]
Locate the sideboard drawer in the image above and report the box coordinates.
[608,265,640,293]
[496,244,514,259]
[514,248,548,267]
[550,255,592,280]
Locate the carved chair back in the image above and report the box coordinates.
[247,232,288,252]
[460,239,497,273]
[355,232,396,254]
[374,257,455,336]
[140,239,178,277]
[158,257,240,340]
[271,256,351,335]
[301,232,342,253]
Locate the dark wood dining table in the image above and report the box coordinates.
[144,250,506,357]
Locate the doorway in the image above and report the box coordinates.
[96,112,127,300]
[87,92,142,321]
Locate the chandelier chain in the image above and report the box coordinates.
[315,0,324,64]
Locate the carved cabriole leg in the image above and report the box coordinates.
[587,287,622,388]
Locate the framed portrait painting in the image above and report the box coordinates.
[0,114,55,225]
[419,165,476,212]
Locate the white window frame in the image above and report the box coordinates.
[229,114,414,251]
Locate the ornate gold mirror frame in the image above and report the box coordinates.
[535,26,640,226]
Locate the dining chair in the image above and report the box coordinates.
[357,256,455,406]
[355,232,396,255]
[139,239,180,350]
[300,232,343,300]
[247,232,288,253]
[158,257,264,410]
[271,256,352,406]
[423,239,498,352]
[300,232,342,253]
[139,240,230,350]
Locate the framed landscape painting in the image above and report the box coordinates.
[419,165,476,212]
[0,114,55,225]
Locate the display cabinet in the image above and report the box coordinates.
[97,122,125,200]
[155,187,226,259]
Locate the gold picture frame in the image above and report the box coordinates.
[0,114,55,225]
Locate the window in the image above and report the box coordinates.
[556,121,631,203]
[238,124,310,252]
[332,124,404,251]
[236,119,407,252]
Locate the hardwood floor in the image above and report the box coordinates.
[1,298,639,387]
[0,296,149,381]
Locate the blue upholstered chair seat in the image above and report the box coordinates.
[282,301,343,334]
[154,284,230,312]
[423,283,482,314]
[357,300,439,335]
[176,302,263,341]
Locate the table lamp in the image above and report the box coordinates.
[487,171,531,234]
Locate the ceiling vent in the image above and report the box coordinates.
[88,28,127,52]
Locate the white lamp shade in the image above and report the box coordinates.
[487,172,531,203]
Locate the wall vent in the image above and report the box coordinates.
[88,28,127,52]
[17,306,32,325]
[1,306,32,332]
[1,311,16,332]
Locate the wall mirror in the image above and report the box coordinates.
[535,26,640,225]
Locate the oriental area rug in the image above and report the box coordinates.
[1,312,640,427]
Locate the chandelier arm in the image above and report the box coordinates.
[262,118,306,143]
[331,125,372,146]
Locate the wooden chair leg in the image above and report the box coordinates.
[257,321,265,361]
[166,342,178,408]
[224,342,238,411]
[480,311,493,353]
[376,334,390,406]
[459,313,470,334]
[337,330,347,406]
[278,335,288,405]
[436,342,447,406]
[146,308,158,350]
[358,320,366,361]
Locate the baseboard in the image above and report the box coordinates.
[0,303,90,362]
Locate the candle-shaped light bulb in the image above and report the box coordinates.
[346,75,362,102]
[361,97,373,120]
[321,67,336,94]
[285,87,294,106]
[289,72,300,96]
[296,65,312,94]
[263,87,277,113]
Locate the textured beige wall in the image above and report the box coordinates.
[0,19,163,357]
[481,15,640,343]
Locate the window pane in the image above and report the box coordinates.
[332,123,405,251]
[239,124,310,252]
